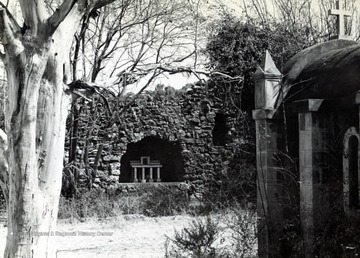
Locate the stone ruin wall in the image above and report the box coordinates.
[64,84,243,193]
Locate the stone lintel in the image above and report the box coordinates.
[291,91,360,115]
[252,109,279,120]
[293,99,324,112]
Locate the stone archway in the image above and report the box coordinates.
[119,136,185,182]
[343,127,360,214]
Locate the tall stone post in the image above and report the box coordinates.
[294,100,330,257]
[253,51,284,257]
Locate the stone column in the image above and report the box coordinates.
[133,168,138,182]
[141,167,146,183]
[156,168,161,182]
[253,50,283,257]
[254,113,284,257]
[296,101,329,257]
[149,167,154,182]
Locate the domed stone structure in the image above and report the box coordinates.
[283,39,360,102]
[254,39,360,257]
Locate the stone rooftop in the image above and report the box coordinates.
[282,39,360,103]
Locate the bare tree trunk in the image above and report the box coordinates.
[3,30,72,258]
[0,1,113,257]
[0,2,101,257]
[0,129,8,207]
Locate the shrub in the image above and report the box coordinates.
[315,212,360,257]
[222,207,257,257]
[166,208,257,258]
[166,216,219,258]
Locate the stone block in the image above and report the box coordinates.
[111,169,121,176]
[110,162,120,169]
[177,129,186,138]
[134,132,144,141]
[184,138,195,144]
[103,155,120,162]
[109,175,119,182]
[97,170,107,178]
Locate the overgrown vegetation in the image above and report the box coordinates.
[58,185,192,221]
[166,216,219,258]
[165,207,257,258]
[205,14,316,113]
[199,148,256,212]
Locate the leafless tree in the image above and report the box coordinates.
[0,1,119,257]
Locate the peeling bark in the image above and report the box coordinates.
[0,129,8,207]
[0,1,112,257]
[4,29,72,258]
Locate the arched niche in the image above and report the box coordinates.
[212,113,227,146]
[343,127,360,214]
[348,136,359,209]
[119,136,185,182]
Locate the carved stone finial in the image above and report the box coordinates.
[254,50,282,110]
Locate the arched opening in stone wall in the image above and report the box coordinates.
[348,135,359,209]
[119,136,185,182]
[212,113,227,146]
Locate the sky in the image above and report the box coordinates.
[3,0,360,94]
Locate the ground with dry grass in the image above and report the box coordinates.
[0,214,193,258]
[0,212,257,258]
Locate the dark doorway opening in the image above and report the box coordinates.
[119,136,185,182]
[349,135,359,209]
[212,113,227,146]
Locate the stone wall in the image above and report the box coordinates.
[64,83,245,193]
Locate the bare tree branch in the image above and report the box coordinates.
[0,8,24,56]
[19,0,47,35]
[0,1,20,31]
[93,0,117,10]
[47,0,77,35]
[156,65,243,81]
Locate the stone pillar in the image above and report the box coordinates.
[254,114,284,257]
[253,50,283,257]
[141,167,146,183]
[296,101,329,257]
[133,168,138,182]
[156,168,161,182]
[149,167,154,182]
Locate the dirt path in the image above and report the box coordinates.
[0,213,257,257]
[55,215,196,258]
[0,215,196,258]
